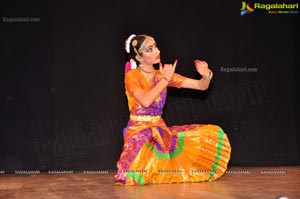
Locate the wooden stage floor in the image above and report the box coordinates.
[0,166,299,199]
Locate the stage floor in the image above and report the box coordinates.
[0,166,299,199]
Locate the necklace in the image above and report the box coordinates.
[139,66,154,74]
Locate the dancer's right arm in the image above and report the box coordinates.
[132,61,177,108]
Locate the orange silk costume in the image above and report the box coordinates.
[114,69,231,185]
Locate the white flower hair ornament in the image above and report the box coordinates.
[125,34,136,53]
[124,34,137,73]
[125,58,137,73]
[130,59,137,69]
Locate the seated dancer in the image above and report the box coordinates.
[114,34,231,185]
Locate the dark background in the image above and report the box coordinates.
[0,0,299,172]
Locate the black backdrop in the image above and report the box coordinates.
[0,0,299,172]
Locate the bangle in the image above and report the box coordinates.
[162,76,169,83]
[203,70,213,81]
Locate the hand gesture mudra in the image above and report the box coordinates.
[159,60,177,81]
[194,60,210,77]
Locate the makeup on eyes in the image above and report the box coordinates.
[144,43,158,53]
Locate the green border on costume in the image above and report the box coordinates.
[126,173,145,185]
[209,127,225,181]
[145,132,184,160]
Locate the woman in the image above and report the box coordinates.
[114,34,231,186]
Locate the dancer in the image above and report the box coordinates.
[115,34,231,185]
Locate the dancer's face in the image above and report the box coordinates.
[138,39,161,65]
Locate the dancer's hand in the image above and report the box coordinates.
[194,59,210,77]
[159,60,177,81]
